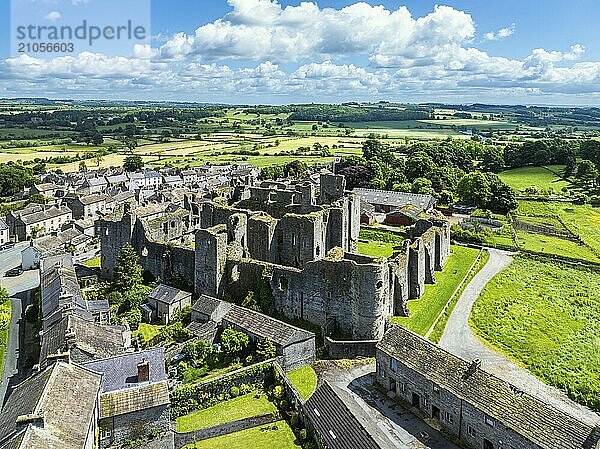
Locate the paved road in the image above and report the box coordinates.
[0,242,40,407]
[318,361,460,449]
[439,248,600,426]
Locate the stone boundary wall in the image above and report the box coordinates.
[173,412,281,449]
[324,336,378,359]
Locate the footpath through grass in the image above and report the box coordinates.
[471,257,600,412]
[392,245,480,335]
[286,365,317,400]
[429,249,490,343]
[183,420,300,449]
[176,392,277,433]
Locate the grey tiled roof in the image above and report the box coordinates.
[304,381,395,449]
[148,284,191,305]
[78,193,109,205]
[377,325,600,449]
[83,347,166,393]
[223,304,314,347]
[19,206,71,225]
[0,363,101,449]
[191,295,228,316]
[354,188,436,210]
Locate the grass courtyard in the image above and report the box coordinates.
[471,257,600,411]
[176,392,277,433]
[183,421,300,449]
[286,365,317,400]
[392,245,480,335]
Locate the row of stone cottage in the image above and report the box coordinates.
[1,251,598,449]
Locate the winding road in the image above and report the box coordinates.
[439,248,599,426]
[0,242,40,407]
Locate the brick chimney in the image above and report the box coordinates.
[137,358,149,383]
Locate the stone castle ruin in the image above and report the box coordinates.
[100,174,450,340]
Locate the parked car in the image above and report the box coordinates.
[0,242,15,251]
[5,267,23,277]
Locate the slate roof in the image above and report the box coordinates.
[33,229,90,254]
[32,183,58,192]
[186,321,219,341]
[377,325,600,449]
[191,295,230,318]
[97,381,170,419]
[0,363,101,449]
[106,174,128,184]
[164,175,183,183]
[85,177,108,187]
[78,193,109,205]
[83,347,166,393]
[148,284,192,305]
[354,188,436,211]
[40,314,127,365]
[145,171,162,179]
[223,304,314,347]
[19,206,71,225]
[304,381,396,449]
[86,299,110,313]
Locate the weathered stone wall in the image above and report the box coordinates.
[282,338,316,371]
[195,225,228,297]
[325,337,378,359]
[100,405,170,449]
[376,350,540,449]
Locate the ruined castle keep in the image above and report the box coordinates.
[100,174,450,340]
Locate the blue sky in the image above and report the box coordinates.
[2,0,600,104]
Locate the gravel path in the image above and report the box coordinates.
[439,248,599,426]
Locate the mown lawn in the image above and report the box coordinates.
[392,245,480,335]
[183,421,300,449]
[471,257,600,412]
[286,365,317,400]
[358,241,395,258]
[176,392,277,433]
[83,256,101,268]
[499,166,569,193]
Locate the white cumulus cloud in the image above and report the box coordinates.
[485,23,516,41]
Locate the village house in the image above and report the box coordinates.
[164,174,184,188]
[181,169,198,186]
[376,325,600,449]
[68,193,110,219]
[83,348,171,448]
[30,182,60,198]
[78,176,108,195]
[21,228,91,269]
[0,362,101,449]
[12,205,73,241]
[143,284,193,324]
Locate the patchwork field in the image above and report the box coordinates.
[471,257,600,412]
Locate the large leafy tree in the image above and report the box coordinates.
[123,154,143,172]
[457,171,517,214]
[220,328,249,356]
[0,163,37,197]
[112,244,143,293]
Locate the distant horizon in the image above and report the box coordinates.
[2,97,600,109]
[2,1,600,105]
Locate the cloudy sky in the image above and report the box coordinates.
[2,0,600,105]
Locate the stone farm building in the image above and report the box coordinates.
[376,325,600,449]
[99,173,451,341]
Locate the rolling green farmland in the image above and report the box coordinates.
[471,257,600,411]
[499,166,569,192]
